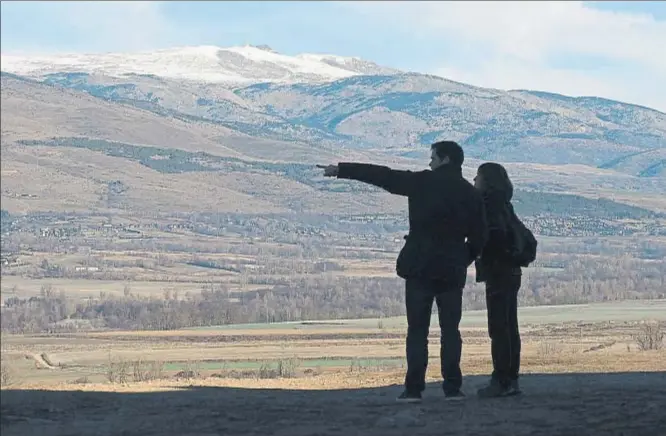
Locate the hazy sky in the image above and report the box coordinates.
[1,1,664,111]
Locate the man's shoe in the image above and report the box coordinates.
[444,389,465,401]
[477,380,513,398]
[396,390,422,403]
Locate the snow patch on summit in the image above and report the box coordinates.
[0,45,401,85]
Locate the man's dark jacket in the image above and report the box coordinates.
[337,163,488,287]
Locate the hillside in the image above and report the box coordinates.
[2,45,664,178]
[1,45,665,220]
[15,70,666,175]
[4,136,665,231]
[0,73,376,164]
[231,76,666,171]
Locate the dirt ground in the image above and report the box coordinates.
[2,307,665,435]
[1,371,665,436]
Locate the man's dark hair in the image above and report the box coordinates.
[431,141,464,167]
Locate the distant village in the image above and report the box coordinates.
[1,209,664,272]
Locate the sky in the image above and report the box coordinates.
[1,1,665,111]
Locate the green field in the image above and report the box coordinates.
[184,300,666,331]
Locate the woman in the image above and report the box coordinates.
[474,162,522,398]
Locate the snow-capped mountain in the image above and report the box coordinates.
[1,45,665,178]
[0,45,400,84]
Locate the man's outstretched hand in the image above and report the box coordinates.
[317,164,339,177]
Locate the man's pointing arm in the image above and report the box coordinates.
[318,163,420,197]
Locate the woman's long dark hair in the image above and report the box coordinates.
[477,162,514,200]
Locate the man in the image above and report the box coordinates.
[319,141,488,402]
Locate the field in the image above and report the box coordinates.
[2,300,665,436]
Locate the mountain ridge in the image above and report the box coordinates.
[2,66,666,219]
[3,66,665,176]
[3,45,663,115]
[508,90,665,116]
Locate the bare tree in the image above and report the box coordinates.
[633,321,664,351]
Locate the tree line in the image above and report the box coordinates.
[3,257,665,334]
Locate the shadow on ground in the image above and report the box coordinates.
[2,372,665,436]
